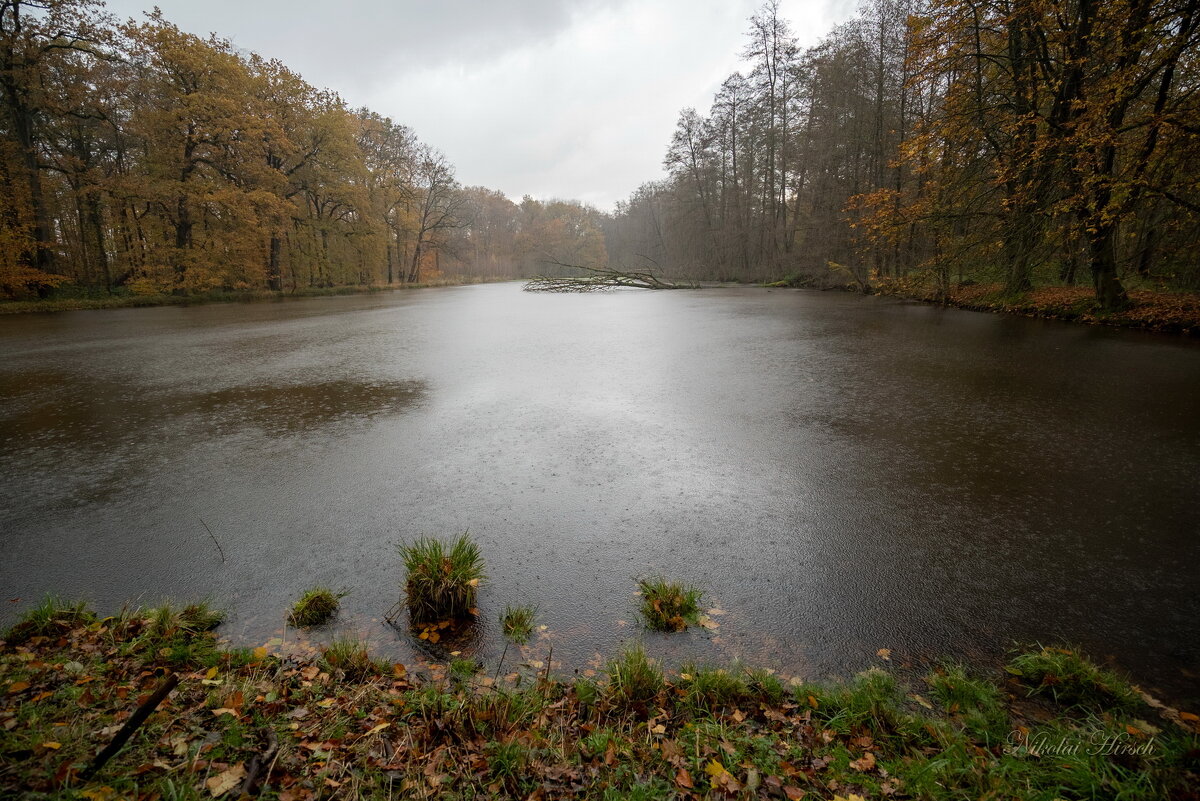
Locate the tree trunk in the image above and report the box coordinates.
[1088,221,1129,310]
[267,234,282,291]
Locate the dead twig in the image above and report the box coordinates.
[196,514,225,563]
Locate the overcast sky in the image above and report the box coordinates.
[101,0,857,210]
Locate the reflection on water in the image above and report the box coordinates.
[0,285,1197,704]
[183,380,425,436]
[1,376,425,444]
[0,374,425,509]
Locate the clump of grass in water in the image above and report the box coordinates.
[637,577,701,632]
[399,533,484,623]
[1007,645,1140,711]
[500,604,536,644]
[288,587,347,627]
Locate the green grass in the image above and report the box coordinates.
[605,642,663,706]
[288,586,346,627]
[499,604,536,644]
[1007,645,1140,711]
[450,657,480,682]
[320,637,387,680]
[2,609,1197,801]
[678,664,748,714]
[3,595,94,644]
[636,576,701,632]
[399,532,485,623]
[926,662,1009,744]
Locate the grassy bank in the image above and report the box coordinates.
[0,278,514,315]
[765,276,1200,335]
[2,601,1197,800]
[902,283,1200,335]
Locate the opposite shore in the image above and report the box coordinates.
[6,276,1199,336]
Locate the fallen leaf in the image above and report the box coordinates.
[697,615,720,630]
[6,681,29,694]
[252,646,268,660]
[317,698,336,708]
[81,789,117,801]
[205,763,246,797]
[40,741,61,750]
[908,694,934,709]
[675,767,694,788]
[849,751,876,771]
[211,708,239,718]
[365,722,390,735]
[876,648,891,661]
[783,788,806,800]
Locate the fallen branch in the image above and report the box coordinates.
[524,260,696,292]
[238,727,280,796]
[81,671,180,780]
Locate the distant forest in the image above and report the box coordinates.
[2,0,1198,310]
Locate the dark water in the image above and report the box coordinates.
[1,284,1198,700]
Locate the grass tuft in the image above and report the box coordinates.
[605,643,663,706]
[399,533,485,623]
[321,637,386,679]
[1007,645,1140,711]
[4,596,95,644]
[288,587,346,627]
[679,664,748,714]
[499,604,537,644]
[926,662,1009,744]
[636,577,701,632]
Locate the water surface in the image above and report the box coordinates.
[1,284,1197,700]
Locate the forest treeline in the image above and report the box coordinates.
[606,0,1200,310]
[0,0,607,299]
[2,0,1199,310]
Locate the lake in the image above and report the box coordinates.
[1,283,1197,701]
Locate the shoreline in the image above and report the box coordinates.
[0,277,519,315]
[763,278,1200,335]
[2,601,1197,799]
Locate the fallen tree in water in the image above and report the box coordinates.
[524,262,696,292]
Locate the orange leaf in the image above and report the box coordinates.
[205,763,246,797]
[675,767,694,789]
